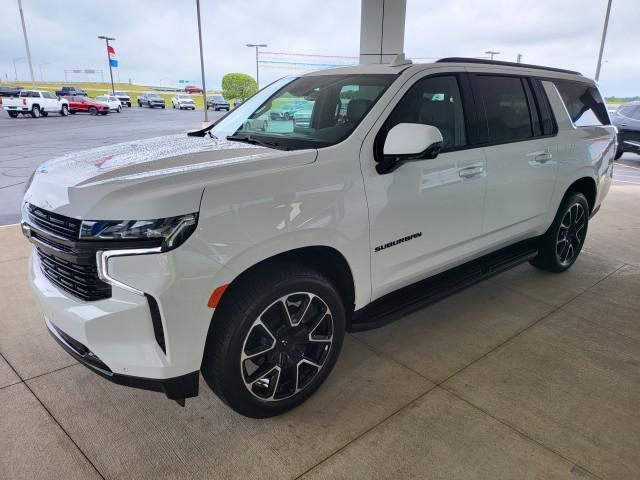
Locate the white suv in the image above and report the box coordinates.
[22,58,615,417]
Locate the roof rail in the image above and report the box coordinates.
[436,57,581,76]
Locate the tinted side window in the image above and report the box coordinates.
[385,75,467,150]
[475,76,533,143]
[553,80,610,126]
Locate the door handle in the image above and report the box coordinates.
[458,164,484,178]
[534,153,553,163]
[526,150,553,164]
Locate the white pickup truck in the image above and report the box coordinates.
[3,90,69,118]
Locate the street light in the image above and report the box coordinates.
[485,50,500,60]
[17,0,35,87]
[195,0,209,125]
[38,62,50,82]
[12,57,24,82]
[97,35,116,94]
[246,43,267,88]
[595,0,613,82]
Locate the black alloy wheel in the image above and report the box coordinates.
[240,292,335,402]
[201,264,345,418]
[555,202,587,268]
[530,192,589,272]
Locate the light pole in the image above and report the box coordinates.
[38,62,50,82]
[98,35,116,94]
[246,43,267,88]
[485,50,500,60]
[12,57,24,82]
[17,0,35,87]
[595,0,613,82]
[195,0,209,125]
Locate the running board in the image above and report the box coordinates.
[349,239,539,332]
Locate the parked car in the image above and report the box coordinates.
[0,85,23,97]
[138,92,166,108]
[66,96,109,115]
[269,100,311,120]
[96,95,123,113]
[113,90,132,108]
[609,102,640,158]
[184,85,203,94]
[22,58,615,418]
[3,90,69,118]
[206,94,229,111]
[55,86,88,97]
[171,94,196,110]
[292,108,312,128]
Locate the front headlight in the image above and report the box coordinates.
[79,213,198,251]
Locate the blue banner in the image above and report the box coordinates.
[110,59,118,67]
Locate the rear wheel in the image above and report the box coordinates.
[30,105,41,118]
[530,192,589,272]
[201,264,345,418]
[60,104,69,116]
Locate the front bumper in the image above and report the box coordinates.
[45,317,199,400]
[24,211,235,401]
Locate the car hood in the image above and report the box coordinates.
[24,134,317,220]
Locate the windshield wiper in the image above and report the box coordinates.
[226,134,289,151]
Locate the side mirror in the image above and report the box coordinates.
[376,123,443,174]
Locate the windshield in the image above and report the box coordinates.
[148,94,161,99]
[211,74,395,150]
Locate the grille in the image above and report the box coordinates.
[37,248,111,301]
[28,204,81,240]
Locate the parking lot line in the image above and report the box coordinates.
[615,163,640,171]
[612,179,640,185]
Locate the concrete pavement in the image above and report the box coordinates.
[1,185,639,479]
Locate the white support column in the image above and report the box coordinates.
[359,0,407,64]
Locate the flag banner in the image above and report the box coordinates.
[108,45,118,67]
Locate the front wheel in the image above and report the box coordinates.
[89,106,98,115]
[201,264,345,418]
[530,192,589,272]
[117,106,122,113]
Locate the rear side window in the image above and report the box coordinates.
[553,80,610,127]
[474,76,534,143]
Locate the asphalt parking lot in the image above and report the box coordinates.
[1,108,638,225]
[0,107,225,225]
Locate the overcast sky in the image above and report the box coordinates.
[1,0,637,96]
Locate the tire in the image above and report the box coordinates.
[30,105,41,118]
[138,101,142,107]
[615,146,624,160]
[8,111,18,118]
[41,111,48,117]
[89,106,98,115]
[530,192,589,273]
[60,104,69,116]
[161,105,165,109]
[201,263,345,418]
[117,106,122,113]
